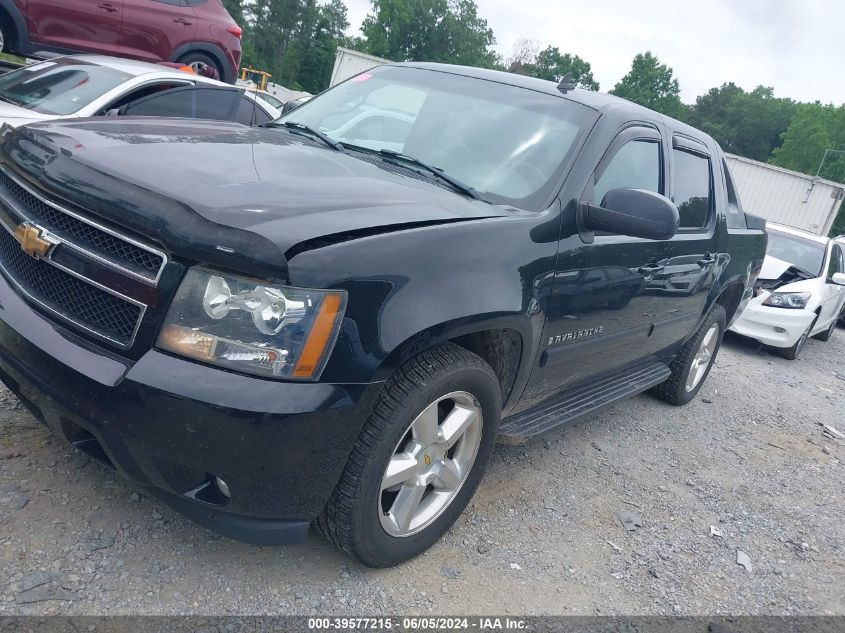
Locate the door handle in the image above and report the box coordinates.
[98,3,119,12]
[173,17,193,25]
[697,256,717,266]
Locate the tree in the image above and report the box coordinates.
[771,103,845,183]
[505,38,539,75]
[294,0,351,93]
[220,0,245,24]
[527,47,598,90]
[610,51,684,119]
[687,84,795,161]
[361,0,498,68]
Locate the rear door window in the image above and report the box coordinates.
[673,149,712,229]
[121,86,243,121]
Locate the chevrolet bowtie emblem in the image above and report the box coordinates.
[14,223,52,258]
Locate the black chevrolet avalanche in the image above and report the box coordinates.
[0,63,766,566]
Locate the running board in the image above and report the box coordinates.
[498,362,671,444]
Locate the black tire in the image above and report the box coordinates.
[317,344,501,567]
[177,51,222,81]
[0,14,12,53]
[814,317,836,342]
[776,317,816,360]
[652,304,726,406]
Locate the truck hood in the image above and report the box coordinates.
[0,118,507,280]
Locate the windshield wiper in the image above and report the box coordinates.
[375,149,480,200]
[265,120,346,153]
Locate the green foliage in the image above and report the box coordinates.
[220,0,244,24]
[771,103,845,182]
[524,47,599,90]
[687,84,796,161]
[236,0,349,94]
[610,51,685,119]
[361,0,498,68]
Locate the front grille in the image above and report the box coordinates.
[0,221,142,345]
[0,171,164,277]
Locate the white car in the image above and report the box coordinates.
[0,55,279,127]
[730,223,845,359]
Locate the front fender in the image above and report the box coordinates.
[287,211,559,386]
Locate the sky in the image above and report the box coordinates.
[341,0,845,105]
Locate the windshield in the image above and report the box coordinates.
[280,66,595,208]
[766,229,826,276]
[0,59,132,115]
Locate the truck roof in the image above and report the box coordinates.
[397,62,707,140]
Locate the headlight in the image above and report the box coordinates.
[762,291,810,309]
[158,268,346,380]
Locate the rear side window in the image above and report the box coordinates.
[673,149,712,229]
[593,140,661,206]
[722,159,747,229]
[122,87,242,121]
[829,244,844,277]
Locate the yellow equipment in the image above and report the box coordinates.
[240,66,272,91]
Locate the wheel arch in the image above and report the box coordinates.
[371,314,532,410]
[714,280,747,326]
[170,42,233,83]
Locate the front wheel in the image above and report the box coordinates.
[814,317,836,342]
[318,344,501,567]
[653,304,726,405]
[776,317,815,360]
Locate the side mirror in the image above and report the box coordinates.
[831,272,845,286]
[281,100,301,115]
[580,188,679,241]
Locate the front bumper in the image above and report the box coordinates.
[0,274,378,545]
[729,297,815,348]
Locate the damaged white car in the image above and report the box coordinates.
[730,223,845,359]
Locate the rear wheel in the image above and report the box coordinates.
[318,344,501,567]
[177,51,222,81]
[653,304,726,405]
[0,15,11,53]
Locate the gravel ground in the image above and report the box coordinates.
[0,328,843,617]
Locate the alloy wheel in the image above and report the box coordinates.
[686,323,719,392]
[378,391,482,538]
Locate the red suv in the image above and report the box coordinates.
[0,0,242,83]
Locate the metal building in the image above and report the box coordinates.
[330,47,390,87]
[725,154,844,235]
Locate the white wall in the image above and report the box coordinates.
[725,154,844,235]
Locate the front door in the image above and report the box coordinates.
[654,136,720,349]
[28,0,125,56]
[820,243,845,328]
[119,0,198,64]
[526,126,676,398]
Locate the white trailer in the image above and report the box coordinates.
[330,47,391,87]
[725,153,844,236]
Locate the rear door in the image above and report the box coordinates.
[27,0,125,56]
[654,135,720,349]
[119,0,198,63]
